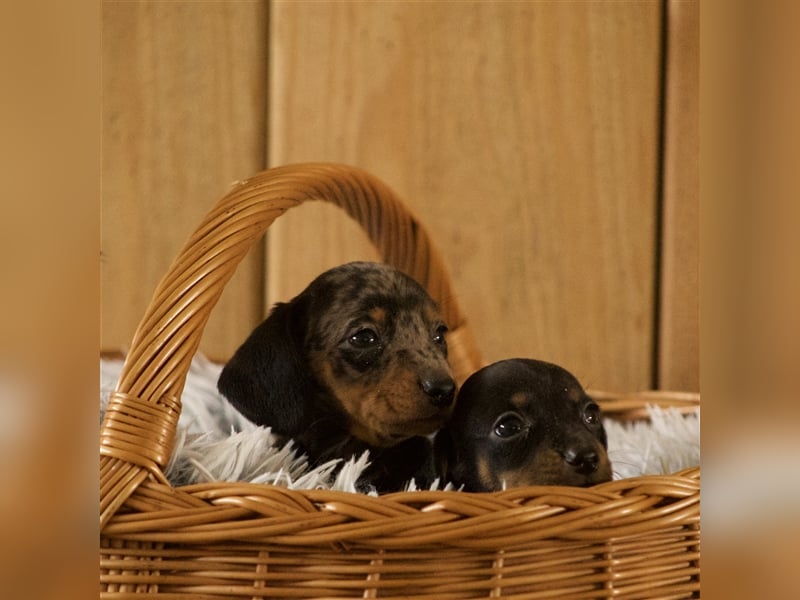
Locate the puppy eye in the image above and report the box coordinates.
[349,328,379,348]
[433,324,448,345]
[493,412,525,438]
[583,403,601,426]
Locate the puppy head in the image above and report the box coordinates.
[218,261,456,447]
[436,358,612,491]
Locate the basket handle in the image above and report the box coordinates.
[99,163,483,527]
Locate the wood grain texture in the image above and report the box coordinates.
[102,1,267,360]
[659,0,699,391]
[267,2,662,391]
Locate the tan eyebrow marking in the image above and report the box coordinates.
[510,392,530,409]
[368,307,387,325]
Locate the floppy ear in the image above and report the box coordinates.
[217,296,316,435]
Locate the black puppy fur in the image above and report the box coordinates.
[218,261,456,492]
[434,358,612,491]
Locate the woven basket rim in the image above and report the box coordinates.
[100,162,699,598]
[100,162,699,573]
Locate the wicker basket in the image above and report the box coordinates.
[100,163,700,599]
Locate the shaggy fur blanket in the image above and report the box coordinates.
[100,355,699,494]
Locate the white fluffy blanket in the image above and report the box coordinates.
[100,355,699,493]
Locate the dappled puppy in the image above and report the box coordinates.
[218,261,456,492]
[435,358,612,491]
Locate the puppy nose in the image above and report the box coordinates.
[563,447,599,475]
[420,376,456,408]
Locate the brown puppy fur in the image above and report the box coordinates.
[434,359,612,491]
[218,261,456,492]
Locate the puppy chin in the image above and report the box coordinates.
[403,411,452,434]
[350,414,447,447]
[510,465,613,488]
[496,451,614,488]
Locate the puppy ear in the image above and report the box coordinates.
[217,296,316,435]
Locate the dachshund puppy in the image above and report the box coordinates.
[434,358,612,491]
[218,261,456,492]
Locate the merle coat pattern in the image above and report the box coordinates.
[218,261,456,492]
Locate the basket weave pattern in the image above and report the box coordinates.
[100,163,699,598]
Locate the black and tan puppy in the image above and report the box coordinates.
[435,358,612,491]
[218,261,456,492]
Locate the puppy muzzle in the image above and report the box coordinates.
[420,375,456,408]
[562,446,601,476]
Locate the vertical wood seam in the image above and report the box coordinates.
[651,0,670,390]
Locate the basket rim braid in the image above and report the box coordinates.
[100,163,699,598]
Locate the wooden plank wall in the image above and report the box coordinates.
[101,1,267,360]
[101,1,698,393]
[659,0,700,391]
[267,1,662,392]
